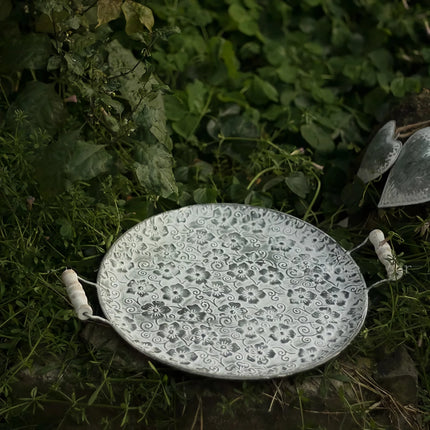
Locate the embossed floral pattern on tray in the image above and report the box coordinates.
[97,204,368,379]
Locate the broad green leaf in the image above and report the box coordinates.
[47,55,62,71]
[404,76,421,94]
[277,61,297,83]
[368,49,393,72]
[164,95,188,122]
[133,77,172,150]
[311,85,336,104]
[134,143,178,198]
[238,20,259,36]
[172,113,199,139]
[64,52,85,76]
[121,0,154,34]
[300,123,334,152]
[220,39,240,79]
[391,76,405,97]
[6,82,66,135]
[228,3,259,36]
[228,4,248,23]
[186,80,208,114]
[263,40,287,67]
[64,140,112,183]
[107,39,147,110]
[193,187,218,204]
[248,76,278,105]
[34,130,112,195]
[97,0,122,27]
[56,218,74,239]
[285,172,310,198]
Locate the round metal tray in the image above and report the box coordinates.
[96,204,368,379]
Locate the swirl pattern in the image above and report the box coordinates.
[97,204,368,379]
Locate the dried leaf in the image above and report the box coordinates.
[97,0,122,27]
[121,0,154,34]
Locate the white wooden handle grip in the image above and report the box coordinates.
[61,269,93,320]
[368,229,403,281]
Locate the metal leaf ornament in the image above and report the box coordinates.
[378,127,430,208]
[357,120,402,183]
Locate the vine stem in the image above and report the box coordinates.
[246,166,277,190]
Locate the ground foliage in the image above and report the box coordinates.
[1,0,430,428]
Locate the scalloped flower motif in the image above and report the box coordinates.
[189,228,216,245]
[237,285,266,304]
[141,301,171,319]
[286,287,316,305]
[269,324,295,343]
[227,262,255,281]
[221,232,248,251]
[161,283,191,303]
[214,337,241,357]
[185,265,211,284]
[177,304,207,322]
[111,254,135,273]
[236,318,264,339]
[189,325,216,345]
[153,262,180,279]
[127,279,155,298]
[167,345,198,364]
[245,342,276,365]
[218,302,246,319]
[258,266,285,284]
[157,322,186,342]
[239,211,266,233]
[203,281,231,298]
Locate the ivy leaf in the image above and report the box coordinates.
[285,172,310,198]
[122,0,154,34]
[134,142,178,198]
[97,0,122,27]
[193,187,218,204]
[300,123,335,152]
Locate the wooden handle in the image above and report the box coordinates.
[368,229,403,281]
[61,269,93,320]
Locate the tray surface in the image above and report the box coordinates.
[97,204,368,379]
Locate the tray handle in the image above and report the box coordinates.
[368,229,403,281]
[61,269,110,324]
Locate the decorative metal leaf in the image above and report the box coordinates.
[378,127,430,207]
[357,120,402,183]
